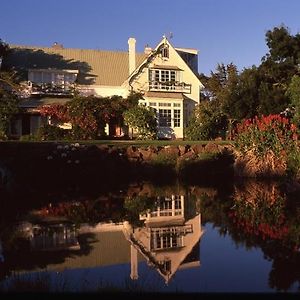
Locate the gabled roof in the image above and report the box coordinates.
[127,37,204,89]
[4,45,147,86]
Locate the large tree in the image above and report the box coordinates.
[257,25,300,115]
[286,75,300,126]
[0,39,19,139]
[200,25,300,127]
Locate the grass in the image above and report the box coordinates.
[1,139,233,147]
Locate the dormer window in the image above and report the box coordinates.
[161,45,169,59]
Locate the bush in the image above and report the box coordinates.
[185,101,228,140]
[36,124,70,141]
[19,134,39,141]
[123,105,157,140]
[234,114,300,177]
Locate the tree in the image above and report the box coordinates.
[185,100,228,140]
[257,25,300,116]
[123,105,157,140]
[286,75,300,126]
[0,39,19,139]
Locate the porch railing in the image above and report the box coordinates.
[149,81,191,93]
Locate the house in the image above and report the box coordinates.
[4,36,204,139]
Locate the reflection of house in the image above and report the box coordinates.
[4,36,204,139]
[123,194,203,284]
[9,194,203,285]
[18,220,80,251]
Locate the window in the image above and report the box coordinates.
[149,102,157,106]
[161,45,169,59]
[159,109,171,127]
[150,228,183,250]
[29,70,77,86]
[158,102,171,107]
[173,103,181,107]
[174,197,182,209]
[149,69,177,83]
[174,109,181,127]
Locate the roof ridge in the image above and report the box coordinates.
[9,44,145,55]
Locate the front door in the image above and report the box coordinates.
[22,115,30,135]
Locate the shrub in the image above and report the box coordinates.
[123,105,157,140]
[36,124,70,141]
[185,101,228,140]
[19,134,39,141]
[234,114,300,177]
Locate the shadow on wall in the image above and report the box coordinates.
[2,48,95,85]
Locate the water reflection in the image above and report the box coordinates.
[0,182,205,291]
[201,179,300,292]
[123,193,203,284]
[1,179,300,292]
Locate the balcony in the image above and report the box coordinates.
[20,81,74,98]
[149,81,191,93]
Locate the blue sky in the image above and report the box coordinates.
[1,0,300,75]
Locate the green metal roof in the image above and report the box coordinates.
[4,45,147,86]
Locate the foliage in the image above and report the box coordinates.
[124,195,155,226]
[0,40,20,139]
[286,75,300,126]
[235,114,298,157]
[39,92,142,139]
[200,25,300,124]
[35,124,70,141]
[123,105,157,140]
[234,114,300,177]
[229,193,288,241]
[185,100,228,140]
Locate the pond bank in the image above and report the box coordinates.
[0,141,235,189]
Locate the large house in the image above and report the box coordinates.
[4,36,204,139]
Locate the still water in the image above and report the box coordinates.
[0,179,300,293]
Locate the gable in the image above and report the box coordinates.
[127,37,204,89]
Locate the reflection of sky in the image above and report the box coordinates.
[189,223,273,293]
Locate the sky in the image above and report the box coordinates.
[1,0,300,75]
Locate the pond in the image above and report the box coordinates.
[0,178,300,294]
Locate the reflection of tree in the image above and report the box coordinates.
[229,180,288,241]
[123,182,214,226]
[201,179,300,292]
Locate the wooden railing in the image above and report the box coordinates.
[149,81,191,93]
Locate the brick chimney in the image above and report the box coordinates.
[128,37,136,75]
[144,44,152,55]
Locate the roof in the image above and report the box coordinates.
[152,64,183,71]
[4,45,147,86]
[14,230,143,273]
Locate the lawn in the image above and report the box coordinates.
[2,139,232,147]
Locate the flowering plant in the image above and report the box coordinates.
[234,114,299,177]
[235,114,298,157]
